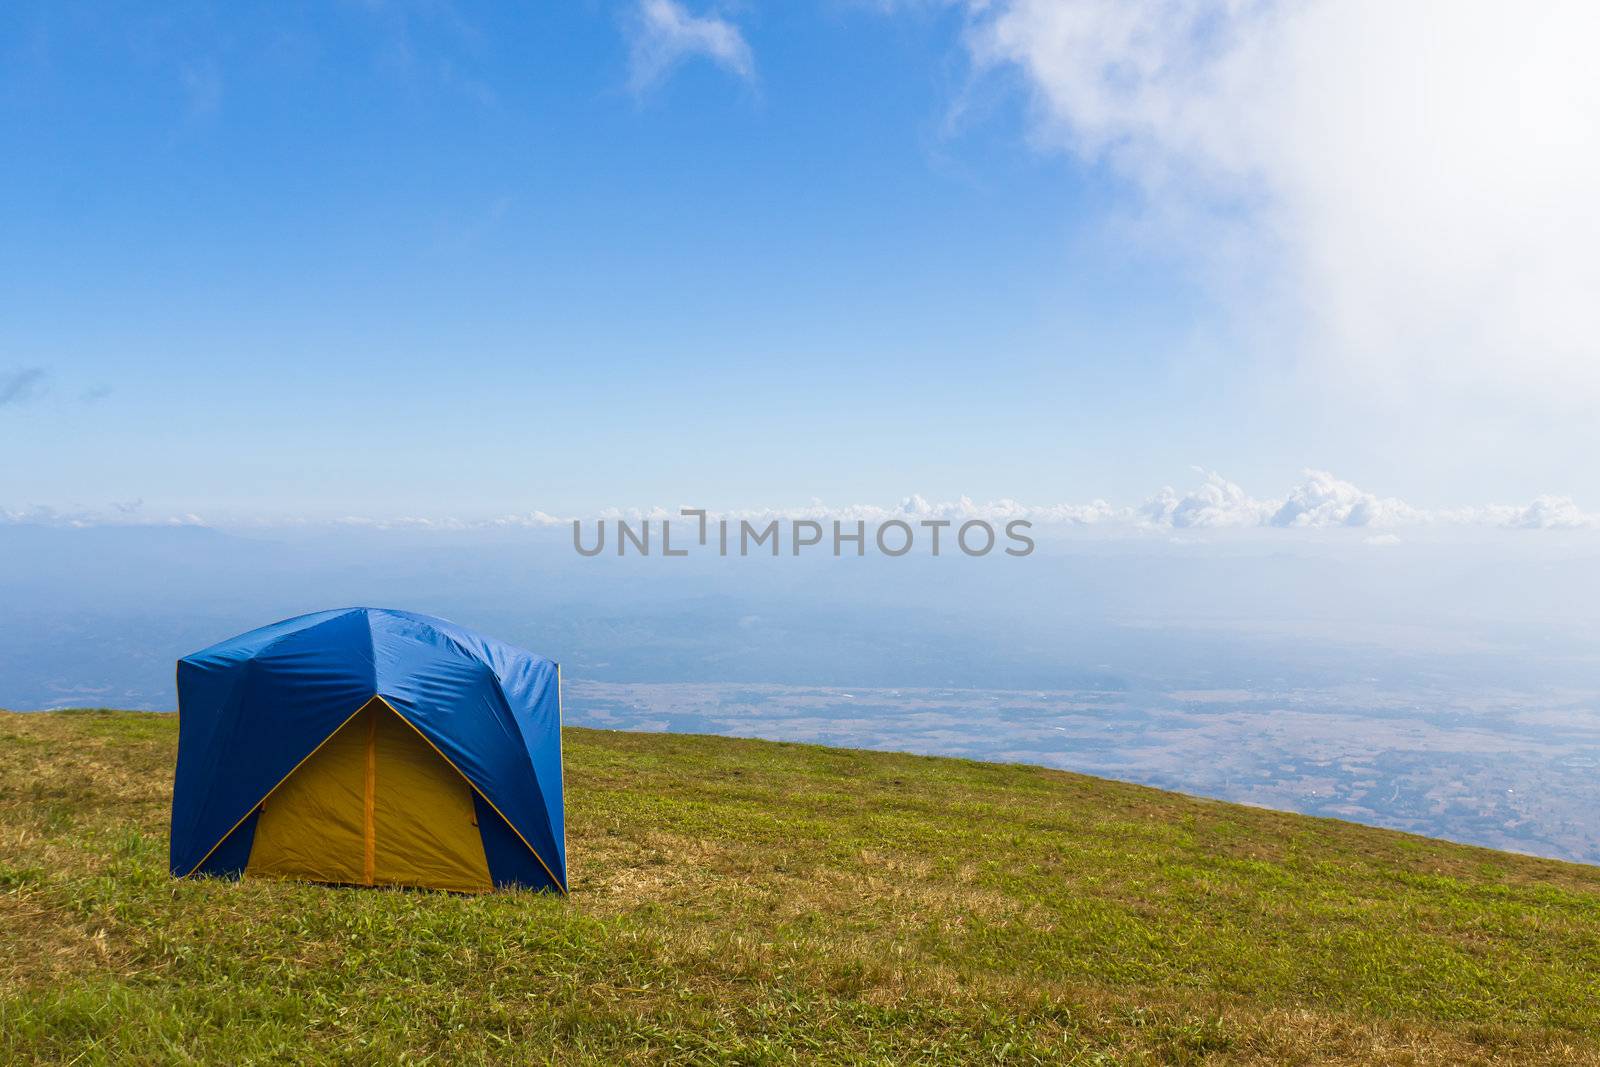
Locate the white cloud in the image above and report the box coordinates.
[0,503,207,528]
[577,473,1594,532]
[684,495,1127,526]
[1505,497,1596,530]
[1139,470,1267,528]
[8,476,1596,532]
[1266,469,1422,528]
[1134,468,1597,530]
[1450,495,1600,530]
[486,510,569,528]
[627,0,754,91]
[961,0,1600,407]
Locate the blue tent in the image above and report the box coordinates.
[170,608,566,894]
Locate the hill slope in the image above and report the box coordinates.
[3,711,1599,1065]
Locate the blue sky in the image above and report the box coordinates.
[4,3,1599,864]
[3,1,1597,523]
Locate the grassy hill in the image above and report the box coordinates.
[3,711,1600,1065]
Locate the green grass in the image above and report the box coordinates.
[3,710,1600,1064]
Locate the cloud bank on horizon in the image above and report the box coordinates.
[6,469,1595,532]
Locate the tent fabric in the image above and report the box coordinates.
[245,698,495,893]
[170,607,566,893]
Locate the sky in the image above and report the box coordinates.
[2,1,1598,526]
[3,4,1599,860]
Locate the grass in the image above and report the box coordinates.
[2,711,1600,1064]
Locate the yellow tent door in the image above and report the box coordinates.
[245,697,493,893]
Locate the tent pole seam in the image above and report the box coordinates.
[375,696,569,895]
[363,709,377,885]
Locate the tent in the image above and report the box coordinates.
[169,607,566,894]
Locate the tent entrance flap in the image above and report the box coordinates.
[245,698,493,892]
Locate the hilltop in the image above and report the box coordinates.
[3,710,1599,1064]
